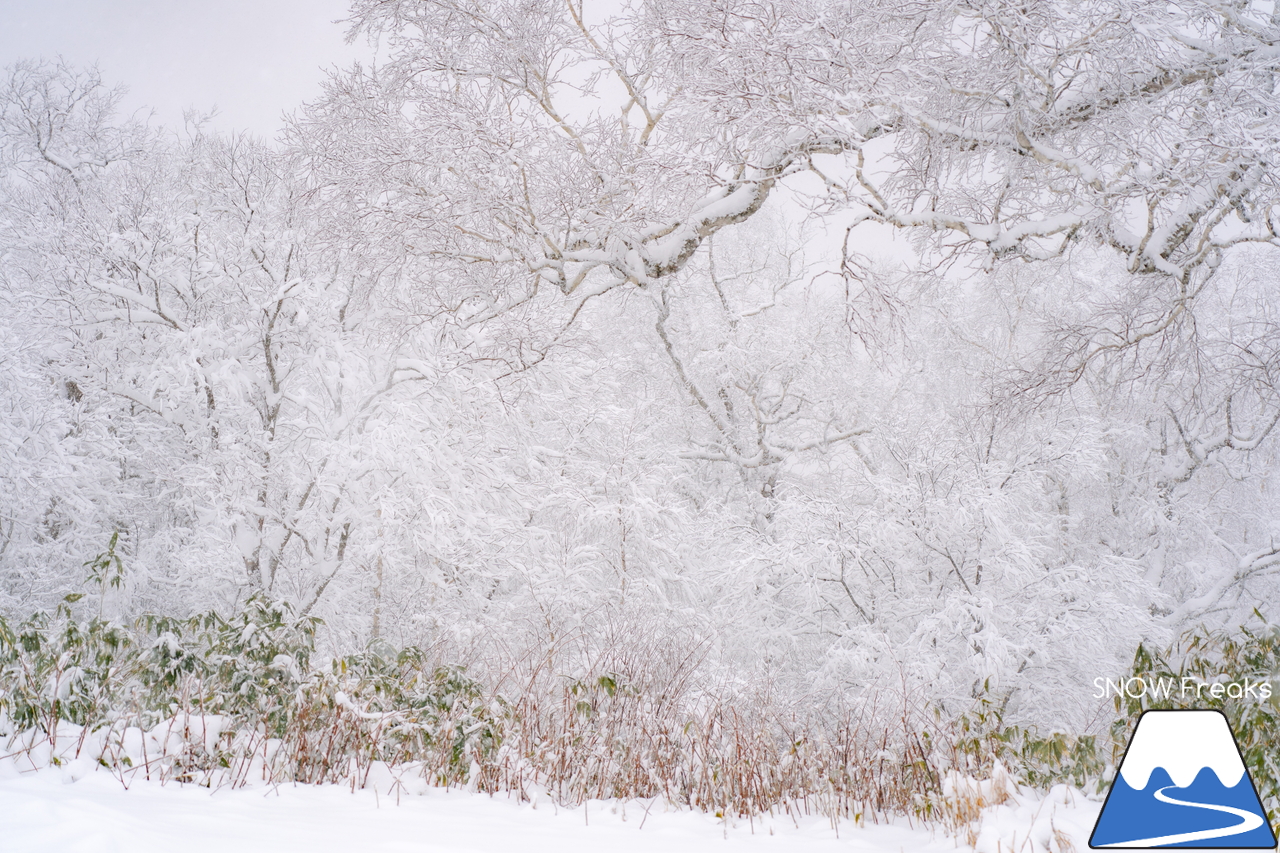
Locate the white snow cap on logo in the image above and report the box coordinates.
[1119,710,1246,790]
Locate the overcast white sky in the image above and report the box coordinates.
[0,0,368,137]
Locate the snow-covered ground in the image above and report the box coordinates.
[0,762,1104,853]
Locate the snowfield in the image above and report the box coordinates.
[0,762,1106,853]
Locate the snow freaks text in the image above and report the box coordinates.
[1093,677,1273,701]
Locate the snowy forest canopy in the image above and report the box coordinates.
[3,0,1280,732]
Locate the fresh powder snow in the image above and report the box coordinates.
[0,763,1103,853]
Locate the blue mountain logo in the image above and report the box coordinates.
[1090,709,1276,849]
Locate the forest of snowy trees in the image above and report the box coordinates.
[3,0,1280,802]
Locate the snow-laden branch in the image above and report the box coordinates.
[546,136,853,291]
[1166,545,1280,625]
[915,116,1104,190]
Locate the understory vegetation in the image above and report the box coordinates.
[3,593,1276,826]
